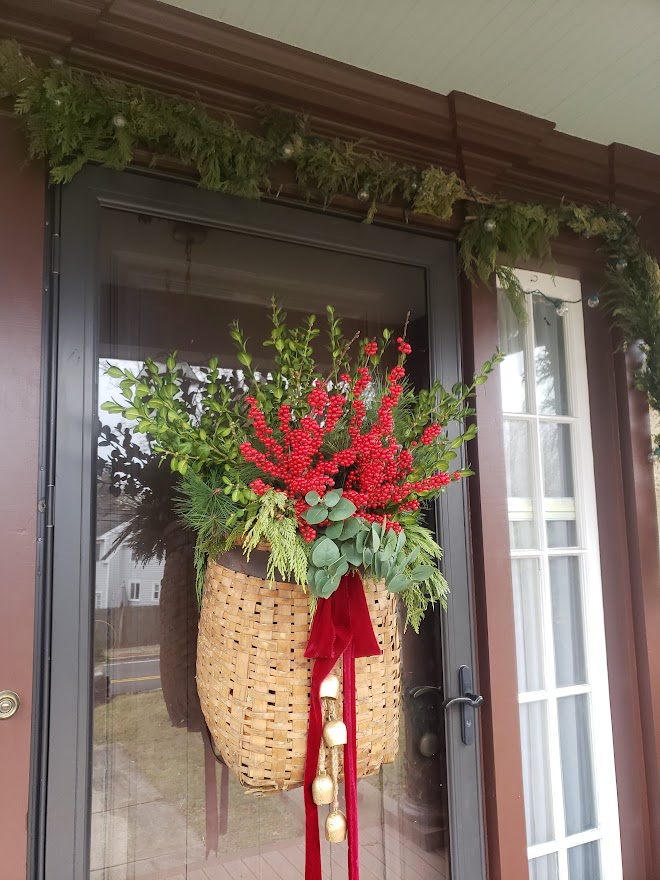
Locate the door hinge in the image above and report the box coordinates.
[51,231,60,276]
[38,483,55,528]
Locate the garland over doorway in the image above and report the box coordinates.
[0,40,658,455]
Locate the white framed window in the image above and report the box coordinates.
[498,270,622,880]
[129,581,141,602]
[153,581,160,601]
[95,592,102,609]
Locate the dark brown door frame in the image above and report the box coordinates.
[43,163,487,880]
[0,116,46,880]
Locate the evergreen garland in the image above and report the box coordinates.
[1,40,658,455]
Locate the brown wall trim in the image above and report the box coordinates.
[462,277,529,880]
[614,341,660,875]
[583,284,656,878]
[0,116,45,880]
[2,0,660,215]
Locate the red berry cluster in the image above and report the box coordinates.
[420,422,442,445]
[239,338,460,541]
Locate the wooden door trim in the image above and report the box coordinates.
[0,116,46,880]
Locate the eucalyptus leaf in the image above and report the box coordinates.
[320,578,341,599]
[411,565,435,583]
[406,546,420,565]
[386,573,410,593]
[303,505,329,524]
[328,497,357,521]
[325,521,344,540]
[323,489,342,507]
[339,517,362,540]
[311,537,341,567]
[305,491,321,506]
[344,546,363,566]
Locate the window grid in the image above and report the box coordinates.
[500,270,622,880]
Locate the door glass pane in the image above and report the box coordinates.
[558,695,597,835]
[568,840,601,880]
[93,208,453,879]
[519,701,554,845]
[512,558,544,692]
[505,419,538,549]
[533,294,569,416]
[540,423,577,547]
[550,557,587,687]
[529,852,559,880]
[498,293,529,413]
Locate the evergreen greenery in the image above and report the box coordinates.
[1,38,657,454]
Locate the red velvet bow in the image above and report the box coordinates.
[303,571,381,880]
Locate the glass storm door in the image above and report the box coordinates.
[41,166,485,880]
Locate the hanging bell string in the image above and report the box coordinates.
[330,740,340,814]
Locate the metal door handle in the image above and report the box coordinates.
[0,690,20,719]
[444,693,484,709]
[444,666,483,746]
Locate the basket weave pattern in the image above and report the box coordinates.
[196,559,400,793]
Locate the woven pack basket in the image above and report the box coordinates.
[196,553,401,793]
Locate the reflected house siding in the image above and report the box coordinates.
[96,525,165,609]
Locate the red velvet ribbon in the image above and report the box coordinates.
[304,571,381,880]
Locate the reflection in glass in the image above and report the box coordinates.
[540,423,577,547]
[550,557,587,687]
[529,852,559,880]
[533,294,569,416]
[92,209,452,880]
[498,293,529,413]
[512,558,544,693]
[519,701,554,846]
[505,419,538,549]
[558,695,597,835]
[568,840,601,880]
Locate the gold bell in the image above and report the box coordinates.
[311,774,335,805]
[319,674,340,700]
[323,718,347,747]
[325,809,348,843]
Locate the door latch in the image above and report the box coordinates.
[444,665,483,746]
[409,665,483,747]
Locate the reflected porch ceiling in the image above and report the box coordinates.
[158,0,660,156]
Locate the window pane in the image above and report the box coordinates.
[499,293,529,413]
[512,558,545,692]
[520,701,554,845]
[529,852,559,880]
[558,695,597,834]
[505,419,539,549]
[550,557,587,687]
[533,294,569,416]
[568,840,601,880]
[540,423,577,547]
[92,207,455,880]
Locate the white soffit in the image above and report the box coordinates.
[158,0,660,156]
